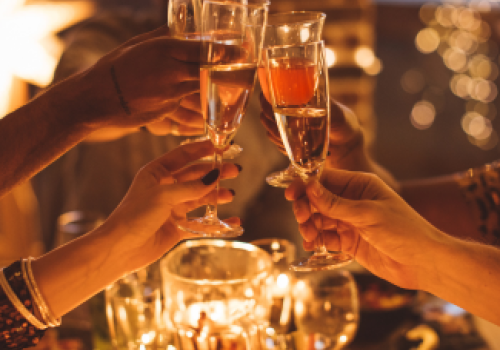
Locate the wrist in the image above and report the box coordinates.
[66,61,123,130]
[417,227,461,293]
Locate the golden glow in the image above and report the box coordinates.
[325,47,336,68]
[416,1,498,150]
[415,28,440,54]
[339,335,348,344]
[435,5,458,28]
[244,287,254,298]
[450,74,471,98]
[443,48,467,72]
[364,58,382,76]
[410,101,436,130]
[0,0,94,118]
[276,273,289,289]
[300,27,310,42]
[419,3,437,24]
[354,46,375,68]
[469,54,492,78]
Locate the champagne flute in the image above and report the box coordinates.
[264,41,353,270]
[177,0,268,237]
[168,0,248,159]
[258,11,326,188]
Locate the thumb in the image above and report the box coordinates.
[164,168,221,204]
[306,180,367,224]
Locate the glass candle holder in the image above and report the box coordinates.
[293,270,359,350]
[106,267,166,350]
[161,239,274,350]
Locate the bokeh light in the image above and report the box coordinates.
[354,46,375,68]
[411,100,436,130]
[413,0,499,150]
[364,58,382,76]
[443,48,468,72]
[416,28,441,53]
[325,47,336,68]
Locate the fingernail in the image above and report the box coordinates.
[311,181,323,197]
[327,151,331,156]
[201,169,220,185]
[229,189,236,196]
[234,163,243,172]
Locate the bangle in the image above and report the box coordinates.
[0,268,47,329]
[22,258,61,328]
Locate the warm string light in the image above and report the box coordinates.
[0,0,94,118]
[408,0,499,150]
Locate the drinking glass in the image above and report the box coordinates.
[264,40,352,270]
[161,239,273,350]
[177,0,268,237]
[258,11,326,188]
[293,270,359,350]
[251,239,296,334]
[168,0,247,159]
[105,269,166,350]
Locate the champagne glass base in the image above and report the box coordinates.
[177,217,244,238]
[266,166,300,188]
[290,252,353,272]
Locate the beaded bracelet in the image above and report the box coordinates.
[0,261,47,348]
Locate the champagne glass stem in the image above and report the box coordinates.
[312,204,329,256]
[204,150,222,220]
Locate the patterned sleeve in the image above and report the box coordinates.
[456,160,500,245]
[0,261,46,349]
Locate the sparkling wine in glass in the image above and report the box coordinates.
[258,11,326,188]
[265,41,353,270]
[177,0,268,237]
[168,0,248,159]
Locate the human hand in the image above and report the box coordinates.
[85,93,204,141]
[103,140,241,272]
[80,24,242,130]
[285,169,446,291]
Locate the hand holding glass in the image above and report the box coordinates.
[264,41,353,270]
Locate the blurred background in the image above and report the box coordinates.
[1,0,500,348]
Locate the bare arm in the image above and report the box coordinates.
[0,27,214,198]
[0,71,111,198]
[287,169,500,326]
[401,163,500,246]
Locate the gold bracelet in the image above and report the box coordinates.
[24,257,61,327]
[0,268,47,330]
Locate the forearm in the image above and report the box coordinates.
[400,176,483,243]
[30,221,131,319]
[0,69,114,197]
[425,233,500,326]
